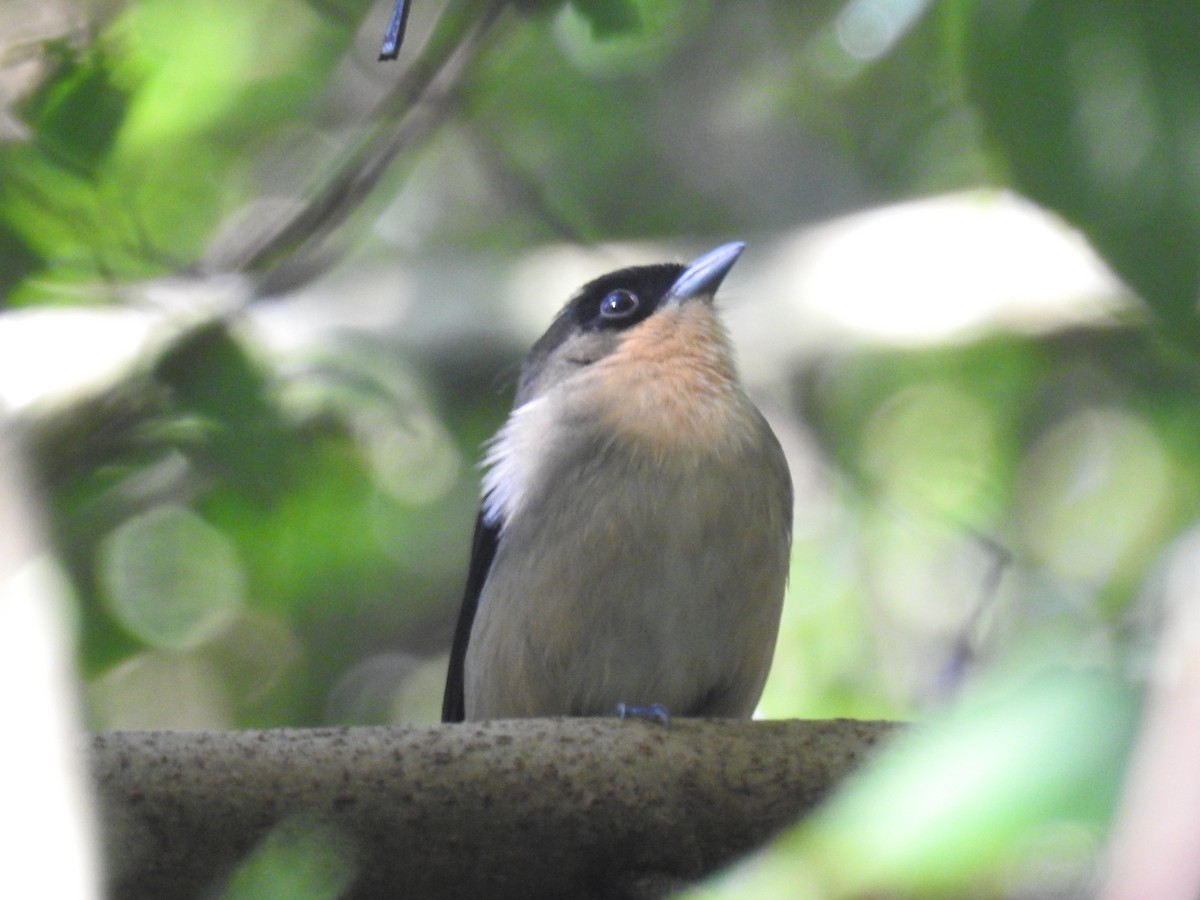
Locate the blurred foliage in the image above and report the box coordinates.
[700,670,1140,898]
[2,0,1199,896]
[222,818,357,900]
[968,0,1200,334]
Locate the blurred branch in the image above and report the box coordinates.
[935,532,1012,700]
[463,118,592,243]
[214,0,512,295]
[16,3,517,509]
[92,717,898,899]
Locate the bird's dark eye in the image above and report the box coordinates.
[599,289,639,320]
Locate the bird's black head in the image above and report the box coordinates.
[530,263,685,359]
[512,243,744,407]
[515,264,683,406]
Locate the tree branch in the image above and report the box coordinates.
[223,0,511,292]
[91,717,898,899]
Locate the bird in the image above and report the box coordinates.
[442,241,792,722]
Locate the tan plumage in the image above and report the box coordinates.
[443,243,792,722]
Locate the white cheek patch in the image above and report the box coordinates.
[480,396,548,529]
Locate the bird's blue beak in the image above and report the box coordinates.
[664,241,745,305]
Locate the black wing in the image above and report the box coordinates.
[441,507,501,722]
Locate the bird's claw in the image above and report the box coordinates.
[615,702,670,725]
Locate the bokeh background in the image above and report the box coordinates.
[3,0,1199,896]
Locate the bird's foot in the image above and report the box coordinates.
[615,702,670,725]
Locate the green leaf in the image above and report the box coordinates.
[152,321,292,500]
[798,671,1138,894]
[568,0,642,38]
[0,222,41,304]
[965,0,1200,332]
[28,55,130,178]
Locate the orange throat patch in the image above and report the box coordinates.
[587,303,748,459]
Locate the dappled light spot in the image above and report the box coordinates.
[862,382,998,520]
[88,650,232,730]
[836,0,930,62]
[1017,408,1174,584]
[1068,30,1157,195]
[277,344,463,507]
[325,651,447,725]
[359,407,462,506]
[201,610,303,709]
[99,504,246,650]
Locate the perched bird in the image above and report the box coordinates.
[442,242,792,722]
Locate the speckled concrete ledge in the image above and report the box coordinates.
[91,717,898,899]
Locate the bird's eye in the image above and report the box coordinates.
[599,289,639,320]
